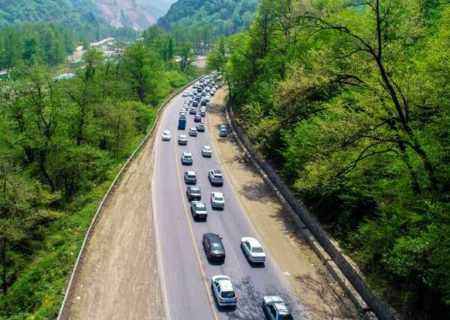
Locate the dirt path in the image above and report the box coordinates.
[207,89,357,319]
[64,135,163,320]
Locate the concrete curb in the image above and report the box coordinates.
[224,104,392,320]
[57,78,198,320]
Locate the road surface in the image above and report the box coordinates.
[152,86,307,320]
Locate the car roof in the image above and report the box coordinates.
[217,279,233,291]
[242,237,261,248]
[264,296,289,313]
[273,302,290,314]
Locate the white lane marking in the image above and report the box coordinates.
[152,121,172,320]
[173,105,221,320]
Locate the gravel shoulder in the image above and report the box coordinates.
[207,89,357,319]
[64,135,163,320]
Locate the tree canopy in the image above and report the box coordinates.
[220,0,450,318]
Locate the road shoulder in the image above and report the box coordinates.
[206,89,357,319]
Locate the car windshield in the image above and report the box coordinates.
[279,315,293,320]
[221,291,235,298]
[211,242,223,251]
[251,247,264,253]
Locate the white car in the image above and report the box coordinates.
[202,145,212,157]
[181,152,193,165]
[189,127,198,137]
[211,192,225,209]
[182,91,188,97]
[178,134,188,145]
[162,130,171,141]
[211,275,237,307]
[240,237,266,263]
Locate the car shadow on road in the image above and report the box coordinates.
[219,276,265,320]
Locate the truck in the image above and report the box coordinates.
[178,117,186,130]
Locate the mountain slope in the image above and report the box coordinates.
[0,0,174,31]
[0,0,101,26]
[157,0,259,35]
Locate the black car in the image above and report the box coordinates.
[194,114,202,122]
[192,101,199,107]
[200,99,207,106]
[186,186,201,201]
[202,233,226,262]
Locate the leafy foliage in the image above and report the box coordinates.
[223,0,450,318]
[0,32,196,317]
[158,0,260,53]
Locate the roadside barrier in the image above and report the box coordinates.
[226,104,399,320]
[57,79,198,320]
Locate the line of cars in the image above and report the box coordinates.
[162,75,294,319]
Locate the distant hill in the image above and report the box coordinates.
[157,0,259,35]
[0,0,175,31]
[137,0,176,19]
[0,0,101,27]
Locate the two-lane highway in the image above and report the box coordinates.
[152,84,307,319]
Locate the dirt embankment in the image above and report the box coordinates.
[64,135,163,320]
[207,89,357,319]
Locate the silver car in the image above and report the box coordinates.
[219,125,228,137]
[208,169,224,186]
[181,152,193,165]
[202,145,212,157]
[189,127,198,137]
[184,171,197,184]
[162,130,171,141]
[178,134,188,145]
[211,192,224,209]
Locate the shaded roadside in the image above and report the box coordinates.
[206,89,357,319]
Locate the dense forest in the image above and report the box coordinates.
[0,30,197,318]
[0,0,138,70]
[158,0,260,53]
[209,0,450,318]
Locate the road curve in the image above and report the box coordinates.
[152,84,307,320]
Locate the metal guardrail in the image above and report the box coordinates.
[57,78,198,320]
[226,104,399,320]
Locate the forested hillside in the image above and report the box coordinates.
[211,0,450,318]
[158,0,259,53]
[0,32,197,318]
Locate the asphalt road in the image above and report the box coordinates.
[152,85,307,320]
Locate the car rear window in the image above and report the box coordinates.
[221,291,235,298]
[251,247,264,253]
